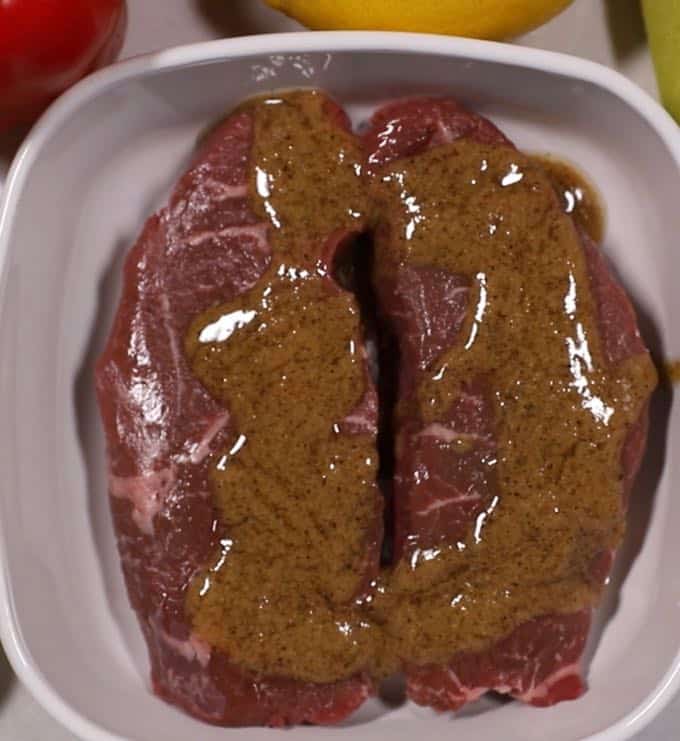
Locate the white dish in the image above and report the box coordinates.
[0,30,678,741]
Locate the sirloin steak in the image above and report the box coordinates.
[363,98,657,711]
[97,91,657,726]
[96,91,382,726]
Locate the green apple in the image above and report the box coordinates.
[643,0,680,123]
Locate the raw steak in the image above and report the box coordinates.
[96,91,656,725]
[96,96,379,726]
[362,97,655,711]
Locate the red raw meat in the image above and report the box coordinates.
[362,97,653,712]
[96,102,376,726]
[97,92,655,725]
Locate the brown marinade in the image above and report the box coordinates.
[533,154,605,244]
[663,359,680,384]
[369,139,655,666]
[183,92,656,682]
[185,92,382,682]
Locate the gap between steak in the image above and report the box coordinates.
[331,232,399,567]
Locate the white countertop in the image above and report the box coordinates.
[0,1,676,739]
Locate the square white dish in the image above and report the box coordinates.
[0,30,678,741]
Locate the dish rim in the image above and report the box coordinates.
[0,30,679,741]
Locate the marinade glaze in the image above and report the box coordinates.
[185,91,385,683]
[362,98,656,708]
[534,154,605,244]
[97,92,656,725]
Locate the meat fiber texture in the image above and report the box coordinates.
[95,104,377,726]
[362,98,651,712]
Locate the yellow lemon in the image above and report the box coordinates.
[265,0,574,40]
